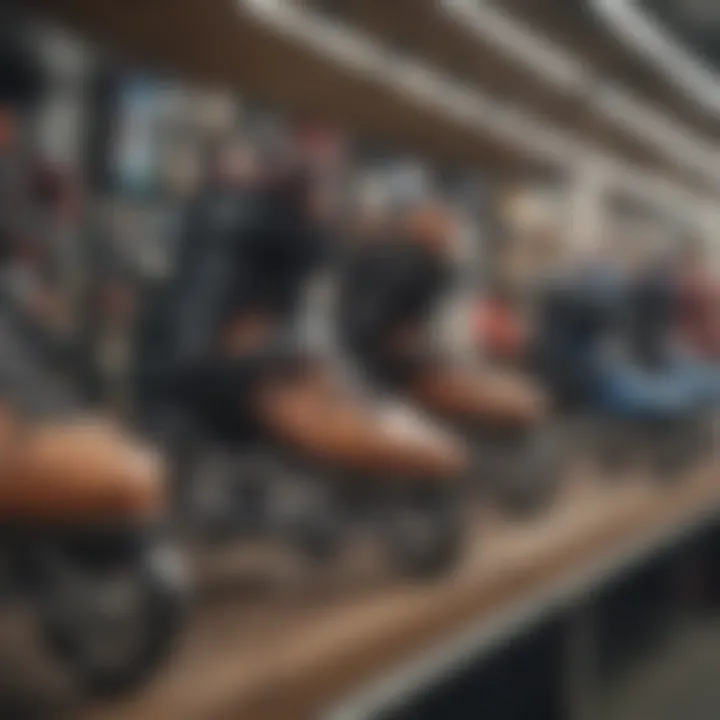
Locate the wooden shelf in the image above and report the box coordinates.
[4,468,715,720]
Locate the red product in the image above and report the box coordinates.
[678,269,720,358]
[475,296,528,363]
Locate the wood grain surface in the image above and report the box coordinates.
[2,466,716,720]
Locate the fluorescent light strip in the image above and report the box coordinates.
[591,0,720,118]
[440,0,720,186]
[596,88,711,169]
[239,0,717,210]
[442,0,587,92]
[242,0,580,163]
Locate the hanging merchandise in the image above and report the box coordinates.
[454,173,491,218]
[502,186,561,233]
[36,96,85,168]
[356,169,390,213]
[387,158,432,207]
[158,141,202,200]
[32,27,89,171]
[291,121,347,171]
[113,76,185,196]
[113,79,156,194]
[193,89,238,138]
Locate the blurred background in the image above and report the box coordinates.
[1,0,720,719]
